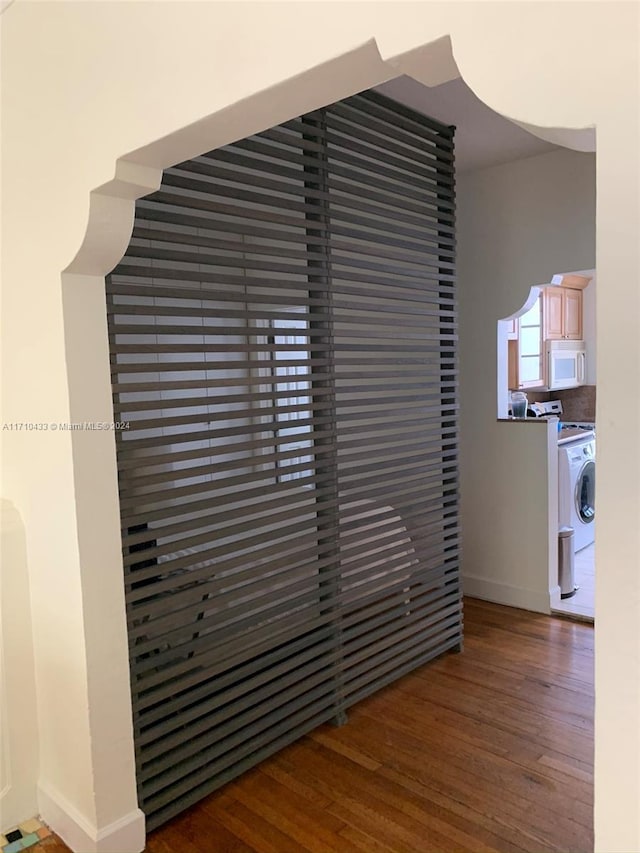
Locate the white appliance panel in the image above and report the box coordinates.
[558,435,596,552]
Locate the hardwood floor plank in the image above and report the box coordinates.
[377,764,562,853]
[258,761,334,809]
[224,770,361,853]
[328,795,486,853]
[392,666,594,742]
[314,712,592,833]
[182,805,260,852]
[433,651,594,710]
[337,824,398,853]
[334,699,592,819]
[281,739,516,853]
[463,599,594,647]
[364,670,594,769]
[355,691,594,801]
[148,812,256,853]
[30,597,594,853]
[538,753,594,784]
[202,792,308,853]
[309,727,383,769]
[365,672,593,754]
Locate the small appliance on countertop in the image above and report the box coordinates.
[528,400,563,419]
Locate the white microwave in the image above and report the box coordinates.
[546,340,586,390]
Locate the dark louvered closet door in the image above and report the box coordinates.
[324,93,460,707]
[106,90,460,831]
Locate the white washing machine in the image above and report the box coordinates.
[558,435,596,552]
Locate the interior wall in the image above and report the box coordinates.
[1,3,639,852]
[458,148,596,332]
[0,501,39,830]
[459,416,559,612]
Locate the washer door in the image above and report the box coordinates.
[575,459,595,524]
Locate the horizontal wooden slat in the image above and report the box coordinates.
[112,254,455,290]
[201,143,452,207]
[132,622,336,713]
[159,168,455,235]
[138,659,339,769]
[173,155,455,220]
[106,274,453,307]
[290,100,454,150]
[141,696,339,820]
[124,472,456,581]
[288,110,454,167]
[230,130,456,190]
[111,371,450,396]
[119,479,336,533]
[134,196,456,254]
[123,234,456,276]
[141,184,456,243]
[134,630,340,733]
[259,121,453,187]
[113,410,456,462]
[109,322,454,342]
[127,519,460,639]
[114,389,450,423]
[118,425,455,483]
[131,608,337,693]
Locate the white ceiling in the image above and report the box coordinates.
[376,76,559,173]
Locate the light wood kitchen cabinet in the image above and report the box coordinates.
[543,286,583,340]
[563,288,583,339]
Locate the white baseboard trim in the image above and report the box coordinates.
[463,574,551,614]
[38,781,145,853]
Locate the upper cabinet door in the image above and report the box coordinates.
[543,287,564,339]
[542,286,584,340]
[563,288,583,339]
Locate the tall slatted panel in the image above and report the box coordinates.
[106,90,460,831]
[324,93,460,707]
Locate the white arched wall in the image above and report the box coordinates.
[1,3,638,852]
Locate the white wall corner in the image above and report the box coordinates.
[37,783,144,853]
[462,574,551,615]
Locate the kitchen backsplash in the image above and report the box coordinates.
[526,385,596,422]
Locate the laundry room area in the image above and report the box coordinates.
[555,418,595,619]
[526,398,595,620]
[501,271,596,622]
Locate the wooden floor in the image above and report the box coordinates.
[35,598,594,853]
